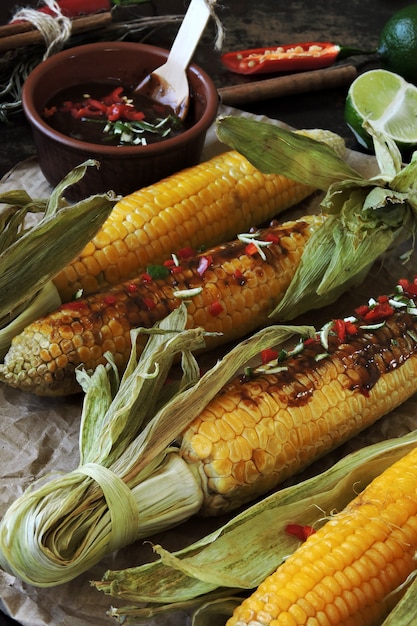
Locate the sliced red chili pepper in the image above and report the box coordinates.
[38,0,112,18]
[221,41,374,76]
[345,321,358,336]
[303,337,316,346]
[209,301,224,316]
[363,302,394,323]
[285,524,316,541]
[399,277,417,297]
[261,348,279,364]
[355,304,370,319]
[263,232,280,244]
[141,272,153,284]
[333,318,347,342]
[245,242,259,256]
[177,247,196,259]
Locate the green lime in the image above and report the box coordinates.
[378,4,417,84]
[344,68,417,150]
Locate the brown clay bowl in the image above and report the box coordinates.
[22,41,219,201]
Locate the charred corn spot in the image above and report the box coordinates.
[52,150,315,300]
[227,445,417,626]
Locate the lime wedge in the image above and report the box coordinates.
[345,69,417,151]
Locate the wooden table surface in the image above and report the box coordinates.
[0,0,413,624]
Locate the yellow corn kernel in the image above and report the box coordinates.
[180,311,417,515]
[226,444,417,626]
[53,150,315,301]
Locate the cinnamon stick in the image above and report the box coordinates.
[0,12,112,52]
[218,64,358,106]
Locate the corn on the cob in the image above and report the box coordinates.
[226,443,417,626]
[52,150,316,302]
[0,215,323,396]
[180,285,417,515]
[3,281,417,588]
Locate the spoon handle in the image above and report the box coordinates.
[166,0,211,71]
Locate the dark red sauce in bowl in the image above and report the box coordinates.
[43,82,185,146]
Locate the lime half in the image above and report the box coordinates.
[345,68,417,150]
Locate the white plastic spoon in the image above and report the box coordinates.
[135,0,212,120]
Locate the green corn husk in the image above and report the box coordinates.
[0,301,313,587]
[92,429,417,625]
[216,116,417,321]
[0,159,116,356]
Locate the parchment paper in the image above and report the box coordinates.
[1,106,416,626]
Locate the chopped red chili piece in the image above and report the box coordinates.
[141,272,153,284]
[263,232,280,244]
[209,301,224,316]
[355,304,369,318]
[398,277,417,297]
[345,321,358,335]
[177,247,196,259]
[169,265,184,274]
[126,283,138,293]
[285,523,316,541]
[303,337,316,346]
[261,348,279,364]
[333,318,347,342]
[363,302,394,322]
[245,242,259,256]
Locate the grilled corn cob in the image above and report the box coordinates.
[0,215,323,396]
[180,283,417,514]
[2,281,417,588]
[52,150,316,302]
[226,442,417,626]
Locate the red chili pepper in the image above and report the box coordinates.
[355,301,394,323]
[177,247,196,259]
[141,272,153,284]
[221,41,374,76]
[285,524,316,541]
[38,0,112,18]
[245,242,259,256]
[399,277,417,298]
[261,347,279,364]
[263,232,280,244]
[209,301,224,317]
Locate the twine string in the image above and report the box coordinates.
[11,0,72,59]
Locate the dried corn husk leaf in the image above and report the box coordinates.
[0,159,116,328]
[216,116,417,321]
[0,302,313,587]
[94,430,417,624]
